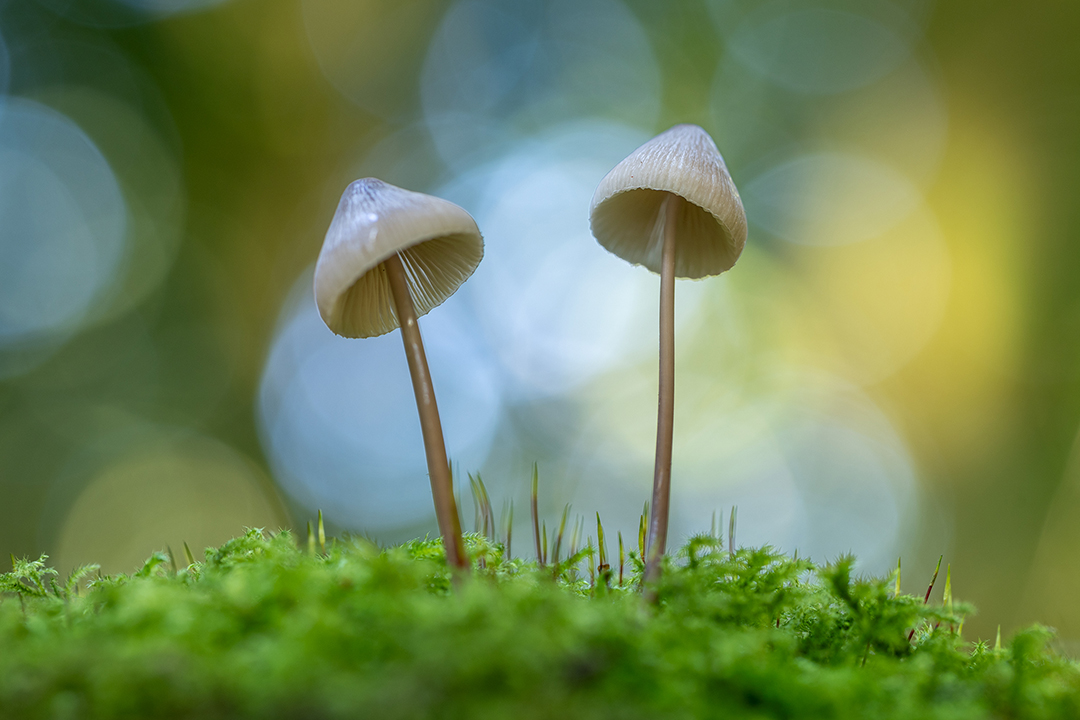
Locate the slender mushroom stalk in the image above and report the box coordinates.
[314,178,483,571]
[383,253,467,568]
[589,125,747,592]
[649,193,680,580]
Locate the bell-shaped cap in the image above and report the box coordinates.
[589,124,747,279]
[314,178,483,338]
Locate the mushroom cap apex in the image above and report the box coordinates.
[589,124,747,279]
[314,178,483,339]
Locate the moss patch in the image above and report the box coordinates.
[2,529,1077,719]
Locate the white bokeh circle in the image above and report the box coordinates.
[0,98,127,376]
[259,269,503,536]
[441,123,712,400]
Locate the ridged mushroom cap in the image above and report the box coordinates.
[589,124,747,279]
[314,178,483,338]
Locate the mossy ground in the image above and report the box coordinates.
[2,528,1078,719]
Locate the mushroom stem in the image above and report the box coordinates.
[384,252,469,571]
[644,192,680,592]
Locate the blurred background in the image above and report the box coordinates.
[1,0,1078,644]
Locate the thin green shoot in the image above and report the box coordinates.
[318,510,326,555]
[553,503,570,565]
[728,505,737,559]
[542,521,548,566]
[183,542,196,567]
[596,513,609,576]
[618,531,625,587]
[502,499,513,559]
[638,510,647,560]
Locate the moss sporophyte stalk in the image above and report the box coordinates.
[4,527,1080,719]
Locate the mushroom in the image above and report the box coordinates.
[314,178,483,570]
[589,124,747,588]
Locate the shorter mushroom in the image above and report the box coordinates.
[314,178,483,570]
[589,124,747,589]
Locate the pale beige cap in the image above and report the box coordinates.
[589,124,747,279]
[314,178,483,338]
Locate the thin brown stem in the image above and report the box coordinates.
[644,193,680,596]
[531,464,543,566]
[908,555,943,642]
[385,252,468,571]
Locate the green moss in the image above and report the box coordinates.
[1,529,1077,719]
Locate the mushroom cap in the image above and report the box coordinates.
[314,178,483,338]
[589,124,747,279]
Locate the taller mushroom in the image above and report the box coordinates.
[314,178,483,571]
[589,124,747,588]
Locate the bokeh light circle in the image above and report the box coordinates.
[420,0,661,169]
[728,7,913,95]
[36,87,186,323]
[2,33,187,326]
[0,98,126,376]
[51,432,284,576]
[572,363,918,571]
[441,123,712,400]
[711,55,948,190]
[302,0,447,119]
[259,270,503,538]
[784,205,952,384]
[711,0,921,96]
[743,151,921,246]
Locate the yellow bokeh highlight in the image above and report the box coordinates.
[879,109,1029,465]
[55,435,286,576]
[783,206,952,385]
